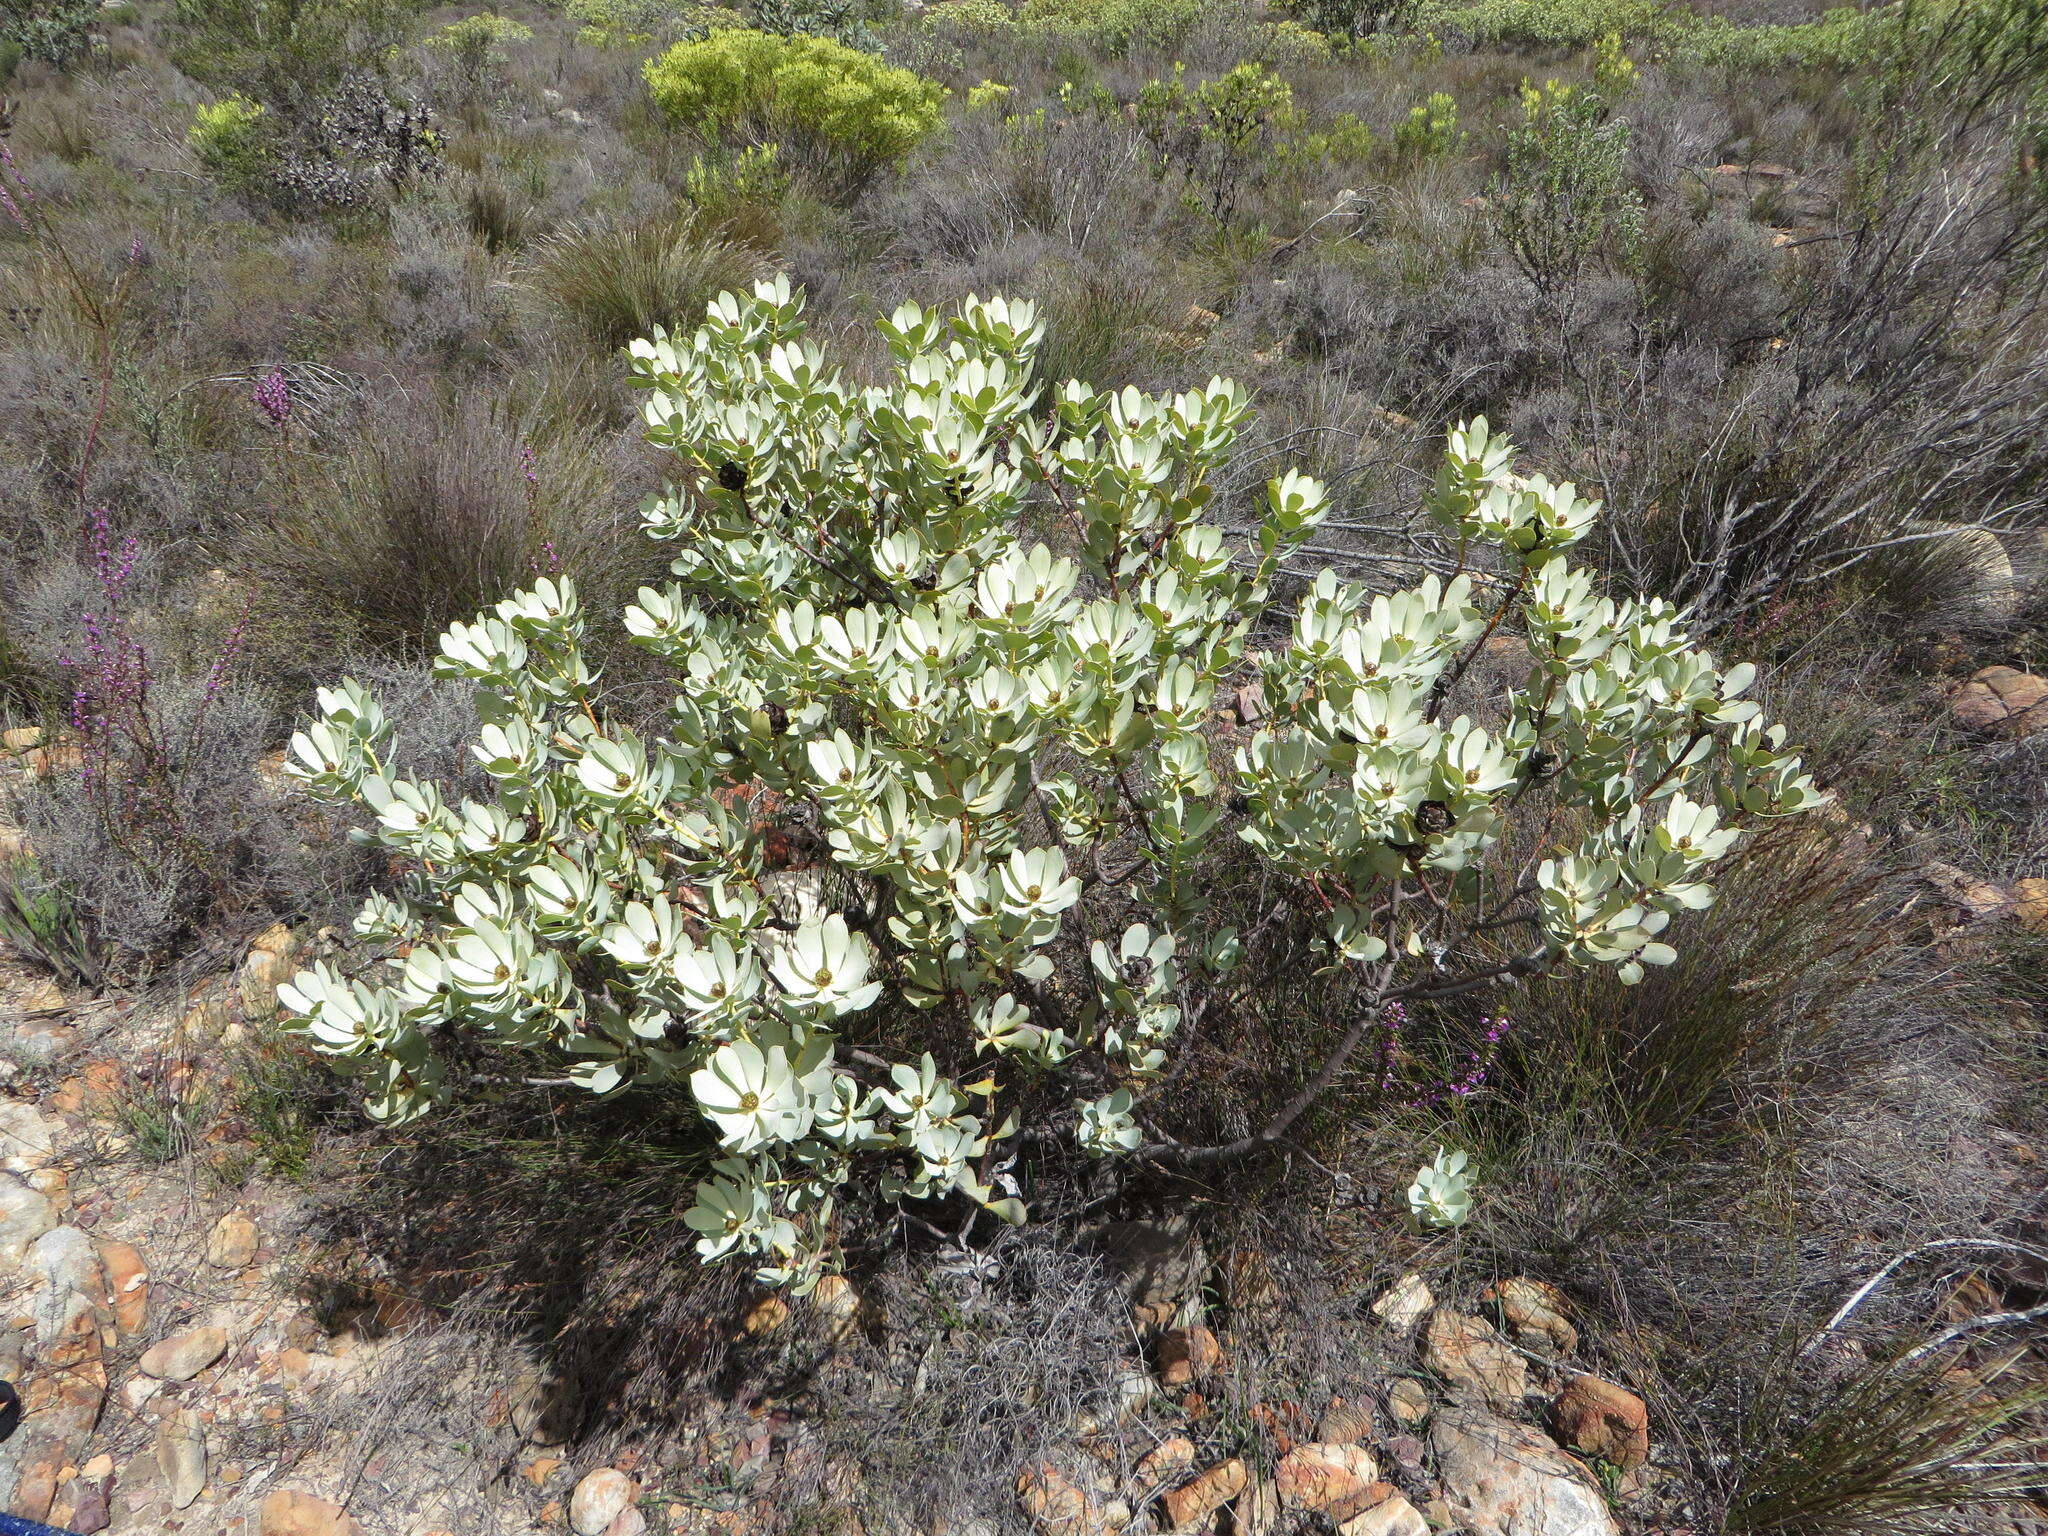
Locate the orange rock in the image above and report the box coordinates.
[139,1325,229,1382]
[1921,861,2016,921]
[205,1210,259,1269]
[1483,1277,1578,1355]
[1422,1309,1530,1408]
[1952,666,2048,737]
[79,1061,120,1105]
[1250,1401,1311,1456]
[27,742,85,777]
[1337,1483,1430,1536]
[1317,1395,1376,1445]
[99,1240,148,1335]
[1015,1459,1098,1536]
[1275,1442,1380,1520]
[1154,1325,1224,1388]
[1134,1436,1196,1490]
[1160,1458,1247,1530]
[277,1348,316,1385]
[240,924,300,1018]
[1553,1373,1650,1470]
[2015,878,2048,935]
[259,1489,362,1536]
[46,1080,86,1117]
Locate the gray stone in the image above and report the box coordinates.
[139,1325,229,1382]
[155,1412,207,1510]
[1431,1408,1620,1536]
[0,1172,55,1263]
[570,1468,637,1536]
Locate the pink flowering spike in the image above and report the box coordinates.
[253,366,292,426]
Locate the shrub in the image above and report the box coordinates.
[1,0,103,67]
[918,0,1258,54]
[277,278,1823,1287]
[1413,0,1669,49]
[169,0,418,112]
[1391,90,1462,159]
[1286,0,1417,45]
[216,72,441,213]
[1679,6,1903,73]
[303,75,441,203]
[1255,18,1336,65]
[679,143,789,247]
[522,212,769,350]
[1592,28,1635,94]
[1014,0,1208,50]
[563,0,746,49]
[428,12,535,101]
[965,79,1013,113]
[189,94,269,187]
[1135,62,1301,219]
[1491,80,1643,293]
[644,30,944,184]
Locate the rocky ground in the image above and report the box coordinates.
[0,916,1671,1536]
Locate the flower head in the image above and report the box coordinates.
[254,365,292,427]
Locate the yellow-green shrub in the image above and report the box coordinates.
[1413,0,1668,48]
[643,29,943,180]
[965,78,1014,112]
[1016,0,1207,49]
[189,93,268,185]
[564,0,744,49]
[430,12,533,97]
[1392,89,1461,159]
[1254,18,1335,64]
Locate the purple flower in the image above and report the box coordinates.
[253,366,292,427]
[1377,1002,1516,1109]
[0,142,34,236]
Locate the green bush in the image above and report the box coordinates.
[1286,0,1416,45]
[1136,62,1302,219]
[276,279,1822,1286]
[1015,0,1208,50]
[189,94,270,187]
[428,11,534,99]
[1413,0,1668,49]
[563,0,745,48]
[643,29,944,182]
[1,0,103,68]
[170,0,419,109]
[1491,79,1643,292]
[1392,89,1462,159]
[923,0,1279,54]
[1679,7,1896,72]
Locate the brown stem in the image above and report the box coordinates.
[1138,961,1392,1170]
[1137,944,1555,1171]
